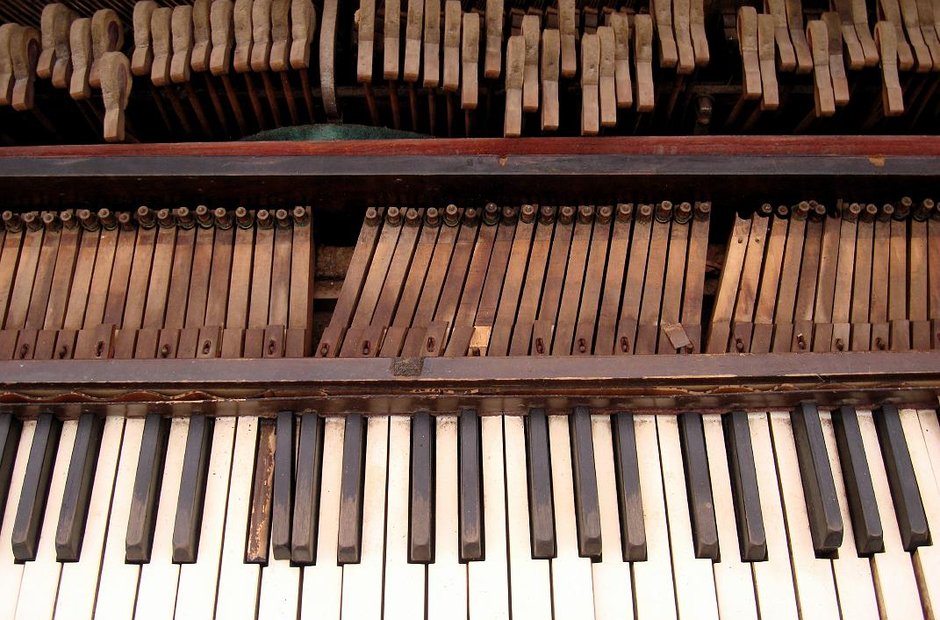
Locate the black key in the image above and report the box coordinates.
[291,414,323,565]
[570,406,602,560]
[525,409,556,559]
[612,413,646,561]
[458,408,484,562]
[245,419,275,564]
[0,415,22,519]
[873,405,930,551]
[126,413,170,563]
[12,413,62,561]
[722,411,767,561]
[791,402,843,554]
[678,413,719,560]
[272,411,295,560]
[409,412,434,563]
[172,415,214,564]
[337,414,366,564]
[832,406,883,555]
[55,413,104,562]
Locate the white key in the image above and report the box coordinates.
[548,415,596,620]
[300,416,345,620]
[427,415,467,620]
[503,416,552,620]
[55,416,124,620]
[857,409,923,619]
[468,415,509,620]
[135,417,190,620]
[767,411,840,619]
[258,533,301,618]
[632,414,677,620]
[701,414,758,620]
[818,412,879,620]
[747,413,799,620]
[384,416,426,620]
[894,409,940,619]
[341,415,389,620]
[657,415,719,620]
[14,419,77,620]
[215,417,261,620]
[0,420,35,618]
[175,417,236,620]
[590,415,634,620]
[94,417,145,620]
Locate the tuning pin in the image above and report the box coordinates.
[136,206,157,228]
[365,207,380,226]
[275,209,291,228]
[256,209,273,229]
[386,207,402,226]
[577,206,594,224]
[520,204,537,224]
[792,201,811,220]
[464,207,480,225]
[502,206,519,224]
[194,205,213,228]
[917,198,935,221]
[675,201,693,224]
[443,204,460,227]
[616,203,634,222]
[425,207,441,227]
[596,205,613,224]
[636,203,654,223]
[405,208,421,227]
[758,203,773,217]
[483,203,500,225]
[894,197,912,220]
[117,211,134,231]
[214,207,233,229]
[843,202,861,222]
[43,211,61,231]
[156,208,174,228]
[860,203,877,222]
[60,209,79,230]
[97,208,117,230]
[22,212,41,232]
[292,206,310,227]
[879,204,894,221]
[2,211,22,233]
[235,207,254,228]
[76,209,99,231]
[539,206,556,224]
[655,201,673,222]
[175,207,195,229]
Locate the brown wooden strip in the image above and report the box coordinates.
[553,207,594,355]
[248,212,276,331]
[288,207,314,337]
[928,213,940,324]
[635,205,673,354]
[870,209,891,351]
[4,217,43,332]
[41,216,80,333]
[593,204,633,356]
[165,212,196,331]
[681,202,711,354]
[851,205,876,351]
[809,210,841,352]
[658,205,691,354]
[120,213,158,333]
[0,222,22,329]
[20,216,61,335]
[772,205,808,352]
[888,211,910,350]
[82,220,119,329]
[530,206,575,356]
[427,209,480,345]
[488,205,539,356]
[790,205,824,352]
[829,204,858,353]
[474,207,532,355]
[505,207,557,356]
[204,214,235,330]
[574,206,613,355]
[909,207,930,350]
[751,207,788,353]
[705,214,750,353]
[221,210,257,358]
[616,205,653,354]
[140,214,177,334]
[269,210,293,332]
[185,214,216,329]
[371,209,423,330]
[727,212,768,353]
[62,213,102,333]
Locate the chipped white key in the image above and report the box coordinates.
[504,416,552,620]
[300,417,345,620]
[384,417,426,620]
[175,417,236,620]
[428,416,467,620]
[54,416,124,620]
[341,415,389,619]
[591,415,634,620]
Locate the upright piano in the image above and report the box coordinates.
[0,0,938,619]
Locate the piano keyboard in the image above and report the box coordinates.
[0,405,938,619]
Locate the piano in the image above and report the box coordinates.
[0,0,938,619]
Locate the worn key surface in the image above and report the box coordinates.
[410,412,435,563]
[831,405,883,554]
[525,408,556,559]
[678,412,720,560]
[245,418,276,564]
[873,404,930,550]
[337,413,367,564]
[12,412,62,561]
[271,410,294,559]
[458,408,484,561]
[291,413,322,565]
[126,412,170,563]
[722,410,767,561]
[790,402,844,553]
[0,414,21,519]
[172,414,214,563]
[570,406,602,559]
[55,412,104,562]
